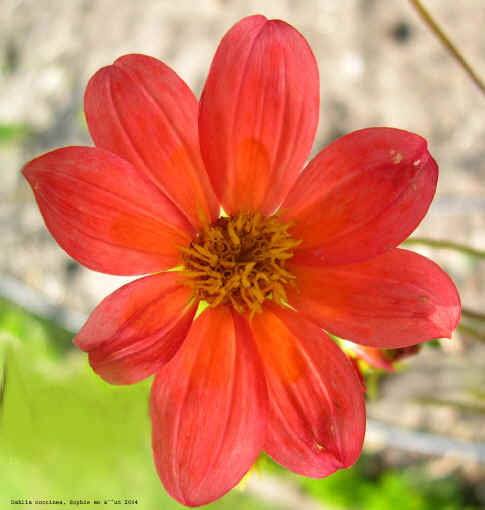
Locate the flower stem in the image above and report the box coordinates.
[403,237,485,259]
[408,0,485,96]
[457,323,485,344]
[461,308,485,323]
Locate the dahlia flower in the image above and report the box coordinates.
[23,14,460,507]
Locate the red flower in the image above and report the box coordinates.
[347,343,423,372]
[23,15,460,507]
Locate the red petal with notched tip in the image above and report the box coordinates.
[74,272,196,385]
[23,146,193,275]
[250,304,365,477]
[288,248,461,348]
[282,128,438,266]
[199,15,319,216]
[150,306,268,507]
[85,54,219,231]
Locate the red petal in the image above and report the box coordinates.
[251,305,365,477]
[348,345,395,372]
[23,146,192,275]
[150,306,267,507]
[74,272,196,385]
[288,248,461,348]
[199,15,319,216]
[282,128,438,266]
[85,54,219,231]
[346,355,366,390]
[389,344,421,362]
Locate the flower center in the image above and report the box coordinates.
[180,212,301,316]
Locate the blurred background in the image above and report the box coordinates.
[1,0,485,508]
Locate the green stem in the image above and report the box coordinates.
[461,308,485,323]
[403,237,485,259]
[408,0,485,96]
[457,323,485,343]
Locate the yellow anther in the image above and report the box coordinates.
[193,244,218,265]
[251,212,261,235]
[227,221,241,247]
[241,262,256,288]
[254,272,270,283]
[179,212,299,315]
[210,291,226,308]
[236,213,244,231]
[251,280,265,303]
[220,259,236,269]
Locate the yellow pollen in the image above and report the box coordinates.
[179,212,301,316]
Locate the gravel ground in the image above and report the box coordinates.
[1,0,484,479]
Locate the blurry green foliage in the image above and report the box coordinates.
[0,297,73,356]
[299,462,477,510]
[76,108,88,131]
[0,297,480,510]
[258,447,478,510]
[0,123,31,145]
[0,298,281,509]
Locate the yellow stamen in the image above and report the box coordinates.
[179,212,299,316]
